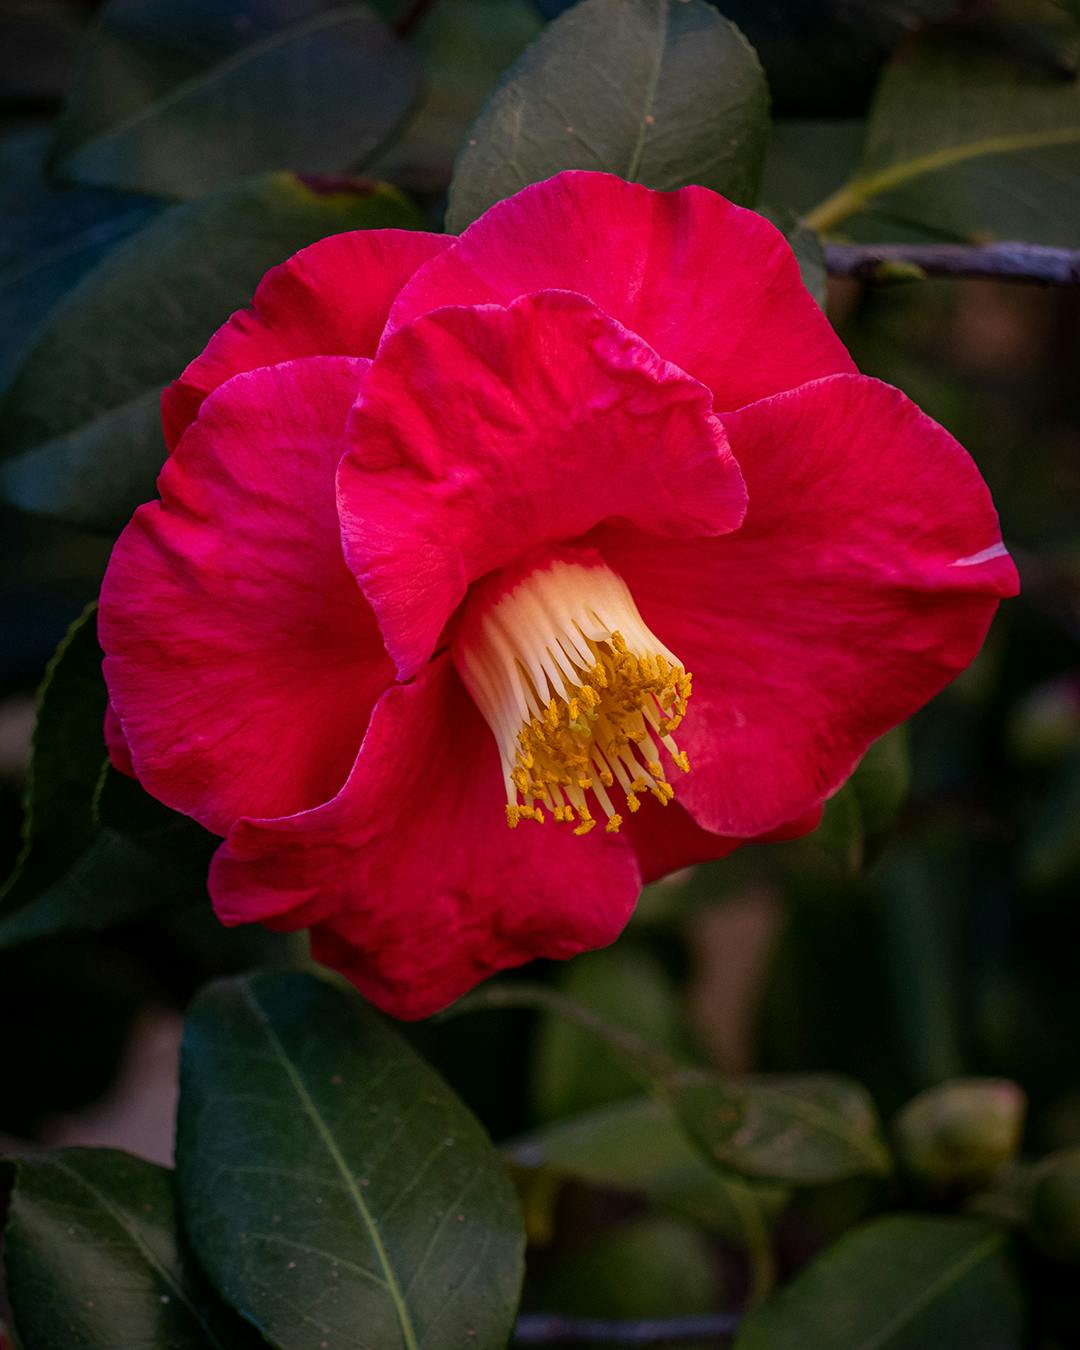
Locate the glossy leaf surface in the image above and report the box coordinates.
[177,971,526,1350]
[447,0,768,230]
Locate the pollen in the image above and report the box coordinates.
[454,550,693,834]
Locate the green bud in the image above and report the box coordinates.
[895,1078,1025,1195]
[1028,1148,1080,1266]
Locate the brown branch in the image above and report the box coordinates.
[513,1313,740,1346]
[824,241,1080,286]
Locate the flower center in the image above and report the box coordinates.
[454,549,692,835]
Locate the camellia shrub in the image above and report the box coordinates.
[0,1,1078,1347]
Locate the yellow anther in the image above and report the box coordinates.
[672,750,691,774]
[605,814,623,833]
[626,792,641,813]
[506,804,521,828]
[647,760,663,778]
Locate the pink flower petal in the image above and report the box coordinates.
[211,654,642,1019]
[595,374,1019,837]
[100,357,393,836]
[162,229,449,452]
[339,289,747,679]
[387,171,853,409]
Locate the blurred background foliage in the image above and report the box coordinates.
[1,0,1079,1346]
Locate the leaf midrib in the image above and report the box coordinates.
[240,979,421,1350]
[624,0,669,182]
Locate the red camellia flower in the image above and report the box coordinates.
[99,172,1018,1018]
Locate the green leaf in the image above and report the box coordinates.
[672,1071,893,1185]
[176,970,525,1350]
[733,1215,1024,1350]
[0,607,215,949]
[0,172,421,533]
[452,983,892,1186]
[3,1148,264,1349]
[49,0,421,197]
[509,1095,787,1252]
[531,946,684,1122]
[446,0,769,232]
[805,23,1080,244]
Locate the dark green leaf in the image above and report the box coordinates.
[734,1216,1024,1350]
[446,0,768,232]
[3,1148,264,1349]
[0,130,158,391]
[672,1071,893,1185]
[0,607,216,949]
[806,23,1080,244]
[1,604,107,912]
[49,0,421,197]
[176,970,525,1350]
[0,172,421,533]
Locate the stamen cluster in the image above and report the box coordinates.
[455,554,692,836]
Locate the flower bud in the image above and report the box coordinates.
[1028,1148,1080,1265]
[895,1078,1025,1194]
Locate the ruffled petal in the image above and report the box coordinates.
[595,374,1019,837]
[162,229,449,452]
[339,289,747,679]
[210,654,642,1019]
[100,356,393,836]
[387,171,853,409]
